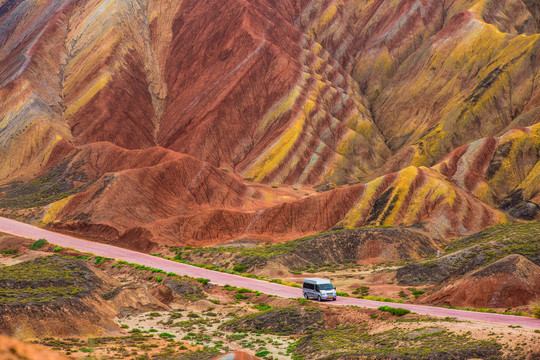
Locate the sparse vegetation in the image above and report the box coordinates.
[377,306,411,316]
[292,325,503,359]
[445,222,540,255]
[195,278,210,286]
[174,226,432,276]
[0,162,83,209]
[0,255,93,305]
[232,264,247,272]
[221,306,324,335]
[164,277,206,302]
[252,303,273,312]
[352,286,370,296]
[0,248,17,256]
[398,222,540,285]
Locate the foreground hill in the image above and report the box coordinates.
[0,335,68,360]
[0,234,538,359]
[0,255,121,337]
[0,0,539,246]
[395,221,540,308]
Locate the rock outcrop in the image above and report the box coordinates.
[420,254,540,308]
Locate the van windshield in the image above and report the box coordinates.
[318,283,334,290]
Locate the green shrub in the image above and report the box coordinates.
[30,239,47,250]
[155,276,163,282]
[255,350,270,357]
[352,286,370,296]
[237,288,254,294]
[0,248,17,256]
[252,303,273,311]
[54,246,62,252]
[170,312,182,319]
[378,306,411,316]
[532,301,540,319]
[159,332,176,338]
[233,264,247,272]
[195,278,210,286]
[94,256,107,265]
[235,293,249,301]
[223,284,237,291]
[336,292,350,297]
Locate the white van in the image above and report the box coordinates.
[302,278,337,301]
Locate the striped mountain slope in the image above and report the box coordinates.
[0,0,538,247]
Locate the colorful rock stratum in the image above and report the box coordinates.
[0,0,539,250]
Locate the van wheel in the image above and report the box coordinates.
[332,297,337,301]
[304,293,309,299]
[317,295,322,302]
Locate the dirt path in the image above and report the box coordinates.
[1,216,539,329]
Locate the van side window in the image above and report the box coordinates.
[304,283,314,290]
[314,285,319,291]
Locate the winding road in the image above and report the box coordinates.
[0,216,539,329]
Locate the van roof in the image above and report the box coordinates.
[303,278,332,284]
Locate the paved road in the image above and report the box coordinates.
[0,216,539,329]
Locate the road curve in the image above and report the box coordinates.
[0,216,539,329]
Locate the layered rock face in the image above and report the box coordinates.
[0,0,539,248]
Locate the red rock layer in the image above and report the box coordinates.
[40,143,505,249]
